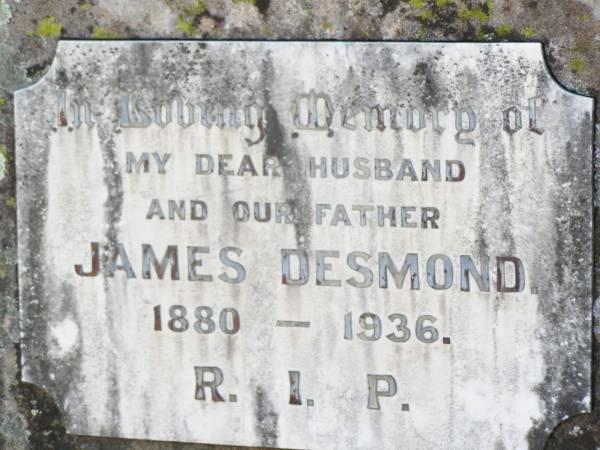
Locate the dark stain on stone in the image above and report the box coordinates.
[474,215,489,256]
[262,56,312,249]
[55,68,68,88]
[26,62,52,80]
[413,61,441,109]
[14,382,75,449]
[381,0,400,15]
[17,101,53,419]
[527,114,594,450]
[97,123,123,251]
[253,385,278,447]
[545,413,600,449]
[255,0,270,15]
[32,282,87,434]
[264,104,312,248]
[480,0,492,15]
[413,1,460,36]
[98,112,124,433]
[543,41,557,67]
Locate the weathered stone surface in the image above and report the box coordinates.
[1,1,600,450]
[14,41,593,449]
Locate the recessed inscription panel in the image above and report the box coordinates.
[16,42,593,449]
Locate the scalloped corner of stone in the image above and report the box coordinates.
[379,0,600,101]
[0,1,600,449]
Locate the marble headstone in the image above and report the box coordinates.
[15,41,593,449]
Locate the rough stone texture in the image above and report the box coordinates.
[1,1,600,450]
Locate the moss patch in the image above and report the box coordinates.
[521,26,535,38]
[260,24,273,36]
[14,383,76,450]
[173,0,225,37]
[569,57,586,74]
[474,27,487,40]
[175,1,202,37]
[0,144,10,177]
[405,0,544,42]
[36,16,62,37]
[409,0,497,39]
[410,0,426,9]
[185,0,206,15]
[495,24,512,38]
[91,26,119,39]
[458,6,488,22]
[417,9,436,20]
[458,0,492,22]
[0,258,7,278]
[176,17,195,37]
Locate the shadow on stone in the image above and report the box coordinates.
[13,381,75,450]
[545,412,600,449]
[72,434,282,450]
[13,382,272,449]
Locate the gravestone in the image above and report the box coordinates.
[15,41,593,449]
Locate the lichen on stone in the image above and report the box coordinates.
[176,17,196,37]
[417,9,436,21]
[35,16,62,37]
[409,0,426,9]
[0,143,9,179]
[171,0,227,38]
[185,0,206,15]
[457,0,492,23]
[495,23,512,38]
[521,26,535,38]
[474,27,487,40]
[0,257,7,278]
[91,26,120,39]
[569,57,586,74]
